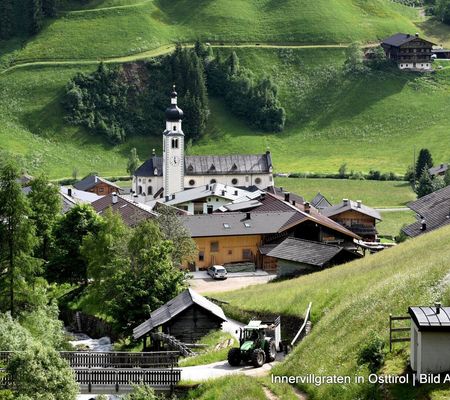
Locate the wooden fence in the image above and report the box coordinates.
[389,314,410,352]
[0,351,180,368]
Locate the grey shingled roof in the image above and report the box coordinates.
[429,163,448,177]
[267,237,344,267]
[321,200,381,221]
[133,288,227,340]
[135,153,272,177]
[403,185,450,237]
[73,175,121,192]
[311,192,332,209]
[409,306,450,332]
[181,211,299,237]
[382,33,435,47]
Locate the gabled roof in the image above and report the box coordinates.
[60,186,102,204]
[321,200,381,221]
[73,175,121,192]
[267,237,345,267]
[134,153,273,177]
[429,163,448,177]
[311,192,332,209]
[409,306,450,332]
[382,33,436,47]
[91,193,157,227]
[403,185,450,237]
[133,288,227,340]
[181,211,300,237]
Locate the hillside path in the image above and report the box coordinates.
[1,42,379,75]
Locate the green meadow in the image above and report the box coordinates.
[215,225,450,399]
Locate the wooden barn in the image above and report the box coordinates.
[133,288,227,344]
[74,175,122,196]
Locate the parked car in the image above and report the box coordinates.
[207,265,228,280]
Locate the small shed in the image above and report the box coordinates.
[133,288,227,344]
[409,305,450,376]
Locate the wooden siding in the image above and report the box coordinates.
[330,210,376,227]
[189,234,262,270]
[163,305,224,343]
[88,182,118,196]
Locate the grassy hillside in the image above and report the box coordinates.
[0,0,418,65]
[216,225,450,399]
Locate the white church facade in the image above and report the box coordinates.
[133,88,274,200]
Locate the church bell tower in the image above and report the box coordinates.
[163,86,185,197]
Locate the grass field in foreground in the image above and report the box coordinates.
[215,225,450,399]
[0,0,418,64]
[274,177,416,207]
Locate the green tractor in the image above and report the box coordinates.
[227,319,281,368]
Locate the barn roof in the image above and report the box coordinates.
[133,288,227,340]
[402,185,450,237]
[311,192,332,209]
[409,306,450,331]
[134,153,273,177]
[91,193,157,227]
[73,175,121,192]
[382,33,436,47]
[321,199,381,221]
[267,237,345,267]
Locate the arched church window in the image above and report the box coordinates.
[148,186,153,195]
[232,178,238,185]
[138,186,143,194]
[171,139,179,149]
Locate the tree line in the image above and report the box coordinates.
[0,0,55,40]
[62,42,286,145]
[424,0,450,24]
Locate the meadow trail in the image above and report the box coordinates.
[0,42,379,75]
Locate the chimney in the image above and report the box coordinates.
[246,212,251,220]
[406,33,410,38]
[284,192,290,203]
[67,188,72,197]
[435,302,442,314]
[234,190,238,196]
[260,193,266,200]
[304,202,311,214]
[421,218,427,231]
[165,195,170,202]
[280,187,283,192]
[112,192,118,204]
[357,200,362,208]
[415,32,419,38]
[292,200,296,207]
[441,163,444,168]
[343,198,349,206]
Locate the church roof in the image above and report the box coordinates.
[134,152,273,177]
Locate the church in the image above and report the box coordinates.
[133,88,274,200]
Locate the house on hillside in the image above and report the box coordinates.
[321,199,381,242]
[429,163,448,178]
[133,288,227,345]
[381,33,436,71]
[402,185,450,238]
[265,237,361,278]
[91,192,157,227]
[133,89,274,201]
[74,175,122,196]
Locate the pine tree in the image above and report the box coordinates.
[0,0,14,39]
[415,149,434,181]
[226,51,240,76]
[416,165,434,198]
[28,0,44,35]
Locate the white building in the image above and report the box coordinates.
[133,88,274,201]
[409,305,450,377]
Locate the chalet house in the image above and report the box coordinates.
[91,192,156,227]
[133,288,227,344]
[402,185,450,238]
[264,237,361,277]
[429,163,448,178]
[74,175,122,196]
[133,89,273,201]
[182,191,360,271]
[321,199,381,242]
[381,33,436,71]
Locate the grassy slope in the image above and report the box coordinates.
[215,225,450,399]
[0,0,417,64]
[378,210,416,237]
[274,177,416,207]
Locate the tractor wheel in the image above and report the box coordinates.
[227,348,241,366]
[265,338,277,362]
[251,348,266,368]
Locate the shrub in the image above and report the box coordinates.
[357,333,385,373]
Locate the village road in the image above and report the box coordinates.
[188,274,275,294]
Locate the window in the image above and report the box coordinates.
[210,179,217,184]
[98,187,104,193]
[173,126,176,131]
[231,178,238,185]
[138,186,142,194]
[245,176,249,182]
[210,241,219,252]
[171,138,179,149]
[199,251,205,262]
[228,249,232,255]
[148,186,153,195]
[242,249,252,260]
[189,179,196,186]
[255,177,262,185]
